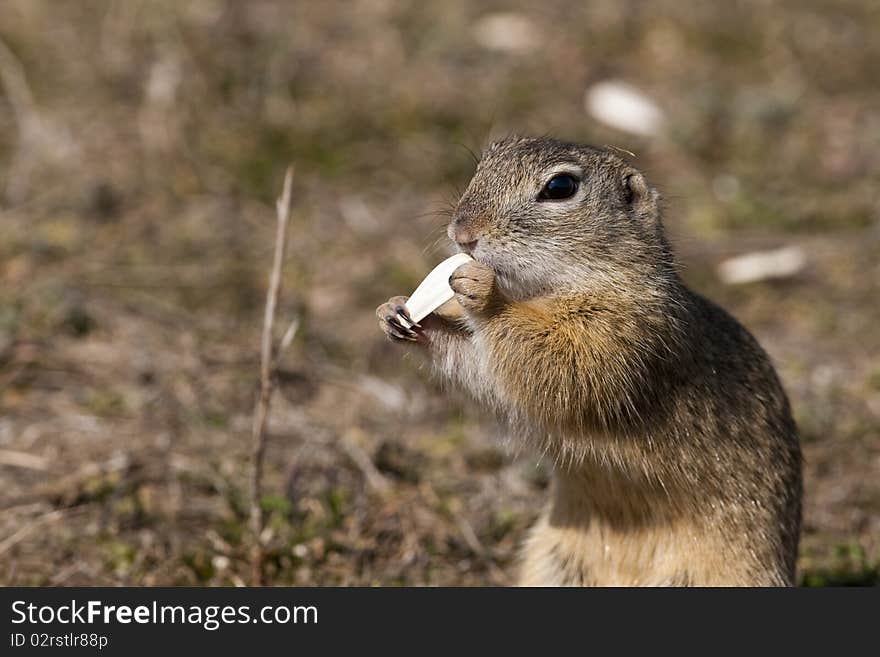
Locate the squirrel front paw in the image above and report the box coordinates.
[376,295,419,342]
[449,260,500,315]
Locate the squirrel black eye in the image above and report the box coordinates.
[538,174,579,201]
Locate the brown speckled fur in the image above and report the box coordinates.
[377,135,802,586]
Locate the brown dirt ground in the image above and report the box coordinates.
[0,1,877,585]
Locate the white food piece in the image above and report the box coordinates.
[401,253,474,326]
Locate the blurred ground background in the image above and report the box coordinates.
[0,0,878,586]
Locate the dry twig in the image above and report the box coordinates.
[0,509,69,559]
[0,449,49,471]
[250,166,298,586]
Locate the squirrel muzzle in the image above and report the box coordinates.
[448,212,490,252]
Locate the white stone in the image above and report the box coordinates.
[473,12,538,54]
[717,246,806,285]
[584,80,665,137]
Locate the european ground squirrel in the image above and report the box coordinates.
[377,136,802,586]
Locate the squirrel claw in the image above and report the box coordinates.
[398,314,421,330]
[387,316,418,341]
[377,296,420,342]
[391,302,419,328]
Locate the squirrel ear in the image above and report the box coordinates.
[623,171,660,223]
[623,172,649,205]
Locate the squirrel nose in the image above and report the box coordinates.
[448,220,480,251]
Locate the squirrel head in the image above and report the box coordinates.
[449,135,672,299]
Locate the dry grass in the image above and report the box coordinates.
[0,0,877,586]
[250,165,296,586]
